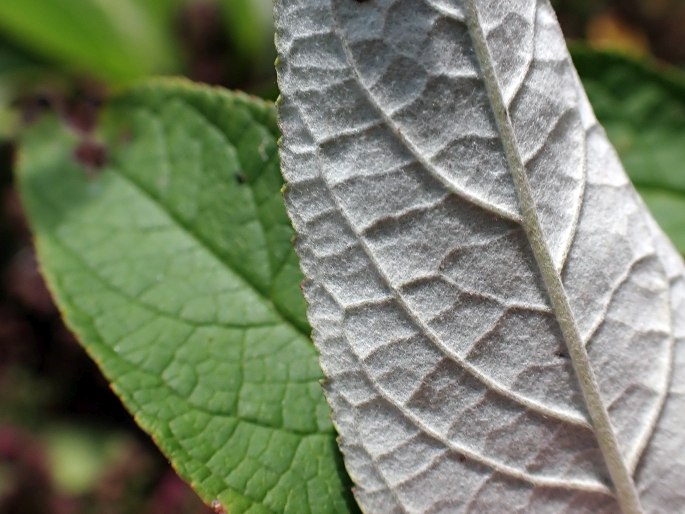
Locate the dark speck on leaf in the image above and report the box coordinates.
[74,140,107,174]
[15,92,60,124]
[235,173,246,185]
[35,95,52,109]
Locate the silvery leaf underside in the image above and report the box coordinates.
[274,0,685,512]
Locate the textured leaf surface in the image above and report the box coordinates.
[275,1,685,512]
[18,80,357,514]
[573,48,685,253]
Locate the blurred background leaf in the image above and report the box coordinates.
[0,41,45,138]
[220,0,274,64]
[552,0,685,64]
[0,0,180,83]
[574,46,685,251]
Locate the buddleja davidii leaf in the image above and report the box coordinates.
[18,80,356,514]
[275,0,685,512]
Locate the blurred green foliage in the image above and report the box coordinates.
[0,0,279,137]
[0,0,274,85]
[0,0,179,82]
[574,47,685,250]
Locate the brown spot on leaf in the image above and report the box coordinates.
[74,139,107,174]
[64,88,106,134]
[555,350,569,359]
[15,91,62,124]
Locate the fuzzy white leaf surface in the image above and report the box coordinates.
[274,0,685,512]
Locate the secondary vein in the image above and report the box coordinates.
[326,3,590,429]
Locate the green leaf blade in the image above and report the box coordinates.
[18,80,355,514]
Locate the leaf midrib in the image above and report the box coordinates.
[463,2,643,512]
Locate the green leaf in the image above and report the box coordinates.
[17,79,357,514]
[0,0,179,83]
[573,46,685,252]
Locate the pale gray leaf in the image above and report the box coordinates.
[274,1,685,512]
